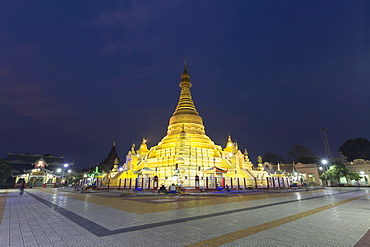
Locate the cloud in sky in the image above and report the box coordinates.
[93,1,175,55]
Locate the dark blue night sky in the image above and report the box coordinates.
[1,0,369,168]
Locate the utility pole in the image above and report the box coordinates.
[320,128,333,161]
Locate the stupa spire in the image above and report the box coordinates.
[167,54,205,135]
[224,134,235,152]
[173,53,199,117]
[138,135,149,155]
[184,52,187,72]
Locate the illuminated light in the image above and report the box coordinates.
[322,159,328,165]
[294,172,298,176]
[57,168,62,173]
[68,170,72,173]
[360,171,365,175]
[99,59,278,189]
[64,163,69,168]
[119,167,123,172]
[329,166,334,170]
[319,167,323,170]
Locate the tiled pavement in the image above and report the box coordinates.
[0,187,370,246]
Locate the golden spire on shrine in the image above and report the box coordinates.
[137,135,149,155]
[172,53,199,117]
[224,134,235,152]
[167,54,205,135]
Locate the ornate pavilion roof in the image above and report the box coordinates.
[4,153,65,165]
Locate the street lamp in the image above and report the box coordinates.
[321,159,329,171]
[61,163,69,185]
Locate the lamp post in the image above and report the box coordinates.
[63,163,68,184]
[58,163,69,185]
[321,159,329,171]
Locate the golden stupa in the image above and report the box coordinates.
[107,56,270,188]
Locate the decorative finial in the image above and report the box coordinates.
[113,139,116,147]
[184,52,187,67]
[257,156,262,163]
[257,156,264,171]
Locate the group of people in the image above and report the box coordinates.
[158,183,232,194]
[158,184,178,194]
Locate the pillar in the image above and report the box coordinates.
[153,176,158,190]
[195,175,199,189]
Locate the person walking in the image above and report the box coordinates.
[19,183,25,195]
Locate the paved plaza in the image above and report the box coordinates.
[1,187,370,247]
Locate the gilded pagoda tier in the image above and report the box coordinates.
[106,56,274,189]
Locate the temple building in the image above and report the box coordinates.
[106,57,272,188]
[3,153,70,187]
[99,140,120,171]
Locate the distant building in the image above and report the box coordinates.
[292,163,321,185]
[265,162,321,185]
[345,159,369,185]
[3,153,70,187]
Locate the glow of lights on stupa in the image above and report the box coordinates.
[107,55,272,188]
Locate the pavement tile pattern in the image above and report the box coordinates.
[0,187,370,246]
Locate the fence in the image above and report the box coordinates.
[94,176,290,191]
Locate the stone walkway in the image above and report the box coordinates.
[0,187,369,246]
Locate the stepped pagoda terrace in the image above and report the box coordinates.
[102,57,288,190]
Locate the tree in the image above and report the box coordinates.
[339,137,370,162]
[68,174,84,185]
[320,171,332,185]
[320,161,349,185]
[330,161,349,184]
[0,159,11,184]
[347,172,363,184]
[262,152,285,165]
[288,145,316,163]
[98,163,111,173]
[297,156,319,164]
